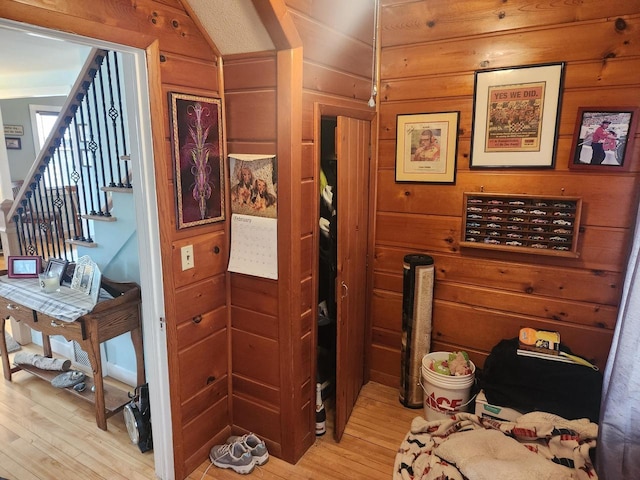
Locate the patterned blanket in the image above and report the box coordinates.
[393,412,598,480]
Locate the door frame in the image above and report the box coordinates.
[312,102,377,438]
[0,19,172,479]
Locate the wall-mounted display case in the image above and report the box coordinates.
[461,193,582,257]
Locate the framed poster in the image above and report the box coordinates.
[470,62,565,168]
[395,111,459,183]
[568,107,638,172]
[170,92,225,229]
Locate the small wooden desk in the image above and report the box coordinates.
[0,273,144,430]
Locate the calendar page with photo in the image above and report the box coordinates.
[227,154,278,279]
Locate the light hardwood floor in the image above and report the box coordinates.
[0,338,418,480]
[0,341,156,480]
[188,382,417,480]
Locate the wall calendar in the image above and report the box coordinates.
[227,214,278,279]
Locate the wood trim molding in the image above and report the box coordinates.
[313,100,378,390]
[1,2,154,51]
[145,38,184,478]
[318,103,376,121]
[276,46,305,463]
[218,54,236,433]
[251,0,302,50]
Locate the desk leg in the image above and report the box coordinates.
[1,317,11,381]
[83,337,107,431]
[42,333,53,358]
[131,326,145,387]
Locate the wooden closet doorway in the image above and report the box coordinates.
[316,107,374,443]
[334,115,371,441]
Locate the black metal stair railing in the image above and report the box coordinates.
[6,48,132,263]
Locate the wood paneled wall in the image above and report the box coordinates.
[222,51,284,456]
[372,0,640,387]
[221,0,376,465]
[1,1,226,479]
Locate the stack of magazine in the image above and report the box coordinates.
[517,327,598,370]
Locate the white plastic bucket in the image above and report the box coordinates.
[420,352,475,421]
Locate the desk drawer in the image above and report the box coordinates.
[30,314,84,340]
[0,297,35,324]
[0,298,84,340]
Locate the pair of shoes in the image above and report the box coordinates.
[208,432,269,474]
[227,433,269,466]
[209,441,255,475]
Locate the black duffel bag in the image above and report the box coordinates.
[477,338,603,423]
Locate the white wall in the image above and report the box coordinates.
[0,96,65,181]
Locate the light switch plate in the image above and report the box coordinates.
[181,245,194,270]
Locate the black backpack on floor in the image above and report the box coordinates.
[478,338,603,423]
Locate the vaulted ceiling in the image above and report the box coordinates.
[182,0,274,55]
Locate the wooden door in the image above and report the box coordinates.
[334,116,371,441]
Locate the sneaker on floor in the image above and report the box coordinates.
[227,432,269,466]
[209,441,255,475]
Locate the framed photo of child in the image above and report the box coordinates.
[395,111,460,183]
[569,107,638,172]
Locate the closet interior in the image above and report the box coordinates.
[317,116,338,429]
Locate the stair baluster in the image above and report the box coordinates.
[90,72,112,217]
[112,52,131,188]
[51,146,73,261]
[59,136,78,258]
[101,53,117,189]
[4,48,132,261]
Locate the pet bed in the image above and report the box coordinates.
[393,411,597,480]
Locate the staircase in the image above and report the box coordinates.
[0,47,141,386]
[2,48,134,265]
[76,190,139,282]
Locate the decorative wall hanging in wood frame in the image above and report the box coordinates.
[395,111,459,183]
[568,106,638,172]
[470,62,565,169]
[170,92,225,229]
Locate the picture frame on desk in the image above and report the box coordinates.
[44,258,68,285]
[7,255,42,278]
[71,256,102,304]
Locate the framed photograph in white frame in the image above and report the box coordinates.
[470,62,565,168]
[71,255,101,303]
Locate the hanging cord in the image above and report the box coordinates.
[199,461,214,480]
[368,0,380,107]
